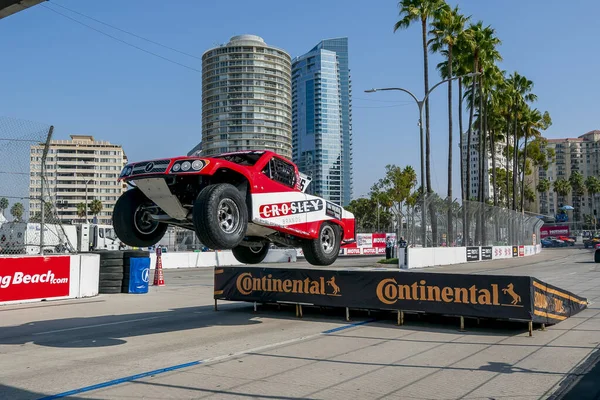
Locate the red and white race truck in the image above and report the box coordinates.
[113,150,355,266]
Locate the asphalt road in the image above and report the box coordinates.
[0,249,599,400]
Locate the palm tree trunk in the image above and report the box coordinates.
[520,134,528,212]
[459,77,466,244]
[512,104,517,211]
[421,18,436,246]
[466,58,478,244]
[505,115,510,209]
[446,45,453,246]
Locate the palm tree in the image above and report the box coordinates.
[519,107,546,212]
[394,0,449,246]
[506,72,537,210]
[89,199,103,220]
[569,171,585,222]
[536,178,551,214]
[0,197,8,217]
[553,178,571,207]
[76,202,87,220]
[10,202,24,221]
[585,176,600,230]
[429,4,469,245]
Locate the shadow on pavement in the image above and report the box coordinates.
[0,384,102,400]
[0,303,262,348]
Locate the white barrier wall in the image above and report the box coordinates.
[148,248,297,269]
[405,247,467,269]
[0,253,100,306]
[404,243,542,269]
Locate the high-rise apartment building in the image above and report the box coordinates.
[292,38,353,206]
[530,130,600,218]
[29,135,127,225]
[201,35,293,159]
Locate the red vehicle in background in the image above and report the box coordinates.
[557,235,575,246]
[112,150,355,266]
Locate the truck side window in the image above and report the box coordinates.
[99,228,104,238]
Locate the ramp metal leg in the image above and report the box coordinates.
[345,307,350,322]
[541,323,546,331]
[295,304,299,317]
[460,316,465,332]
[299,304,303,318]
[214,299,217,311]
[397,310,404,326]
[253,302,257,313]
[528,321,533,337]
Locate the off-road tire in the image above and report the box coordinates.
[100,265,124,274]
[100,272,124,281]
[94,250,124,260]
[193,183,248,250]
[113,188,168,248]
[99,279,122,294]
[100,259,124,268]
[232,242,269,264]
[301,222,341,266]
[595,249,600,263]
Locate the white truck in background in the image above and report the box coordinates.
[0,222,121,255]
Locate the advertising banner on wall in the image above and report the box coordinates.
[493,246,513,260]
[466,247,480,262]
[214,267,588,323]
[0,256,70,302]
[540,225,570,238]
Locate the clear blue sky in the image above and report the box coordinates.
[1,0,598,200]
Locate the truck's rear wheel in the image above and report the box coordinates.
[113,188,167,248]
[595,249,600,263]
[301,222,341,266]
[232,242,269,264]
[193,183,248,250]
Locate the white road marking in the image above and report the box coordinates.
[33,316,162,335]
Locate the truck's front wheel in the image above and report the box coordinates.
[193,183,248,250]
[113,188,167,248]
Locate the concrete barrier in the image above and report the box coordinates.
[0,253,100,306]
[403,244,542,269]
[148,248,298,269]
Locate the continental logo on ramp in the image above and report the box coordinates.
[236,273,342,296]
[376,278,522,307]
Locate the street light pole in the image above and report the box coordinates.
[365,72,480,248]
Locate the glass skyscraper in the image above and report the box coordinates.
[292,38,353,206]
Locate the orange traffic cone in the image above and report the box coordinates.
[153,247,165,286]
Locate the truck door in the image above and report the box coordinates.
[254,155,308,233]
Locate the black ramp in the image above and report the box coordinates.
[214,267,588,324]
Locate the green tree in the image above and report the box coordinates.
[506,72,537,210]
[0,197,8,217]
[536,177,551,214]
[519,107,551,212]
[346,197,392,232]
[89,199,103,219]
[76,202,87,219]
[553,178,571,207]
[10,202,24,221]
[569,171,585,222]
[30,200,57,223]
[371,164,418,237]
[394,0,449,246]
[429,4,469,245]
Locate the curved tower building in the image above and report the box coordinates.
[201,35,293,159]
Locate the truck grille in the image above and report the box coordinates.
[130,160,171,176]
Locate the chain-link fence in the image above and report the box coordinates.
[399,194,544,248]
[0,116,74,254]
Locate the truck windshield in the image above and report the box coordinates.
[104,228,117,240]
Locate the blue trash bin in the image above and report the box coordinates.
[127,257,150,294]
